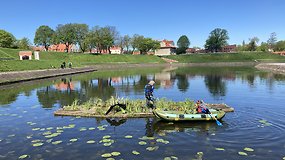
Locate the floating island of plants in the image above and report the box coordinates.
[54,97,234,118]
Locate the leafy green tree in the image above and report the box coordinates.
[0,29,16,48]
[274,40,285,51]
[117,35,131,54]
[257,42,268,52]
[101,26,119,53]
[247,37,259,51]
[34,25,54,51]
[205,28,229,52]
[131,34,144,53]
[137,37,160,54]
[177,35,190,54]
[55,23,77,52]
[74,24,89,52]
[17,37,31,49]
[267,32,277,51]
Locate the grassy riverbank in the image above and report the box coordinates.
[0,48,164,72]
[1,48,285,72]
[167,52,285,63]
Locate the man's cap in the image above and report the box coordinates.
[148,80,155,85]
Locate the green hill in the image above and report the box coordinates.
[0,48,164,72]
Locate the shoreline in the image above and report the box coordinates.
[1,62,285,85]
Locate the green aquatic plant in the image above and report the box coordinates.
[238,151,248,156]
[62,97,197,116]
[18,155,29,159]
[132,151,140,155]
[244,147,254,152]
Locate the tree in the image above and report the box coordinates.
[0,29,16,48]
[137,37,160,54]
[117,35,131,54]
[74,24,89,52]
[247,37,259,51]
[274,40,285,51]
[101,26,119,53]
[17,37,31,49]
[130,34,144,53]
[267,32,277,51]
[257,42,268,52]
[177,35,190,54]
[205,28,229,52]
[34,25,54,51]
[55,23,77,52]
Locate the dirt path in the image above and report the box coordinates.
[255,63,285,75]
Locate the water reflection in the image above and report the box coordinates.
[1,66,285,106]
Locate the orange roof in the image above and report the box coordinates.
[19,51,32,56]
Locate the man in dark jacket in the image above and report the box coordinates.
[145,80,156,109]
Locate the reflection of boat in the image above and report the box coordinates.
[152,120,217,134]
[153,109,225,121]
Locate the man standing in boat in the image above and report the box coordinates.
[145,80,156,109]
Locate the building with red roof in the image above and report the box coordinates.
[155,39,176,56]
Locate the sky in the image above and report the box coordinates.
[0,0,284,48]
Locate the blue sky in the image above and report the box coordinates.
[0,0,284,48]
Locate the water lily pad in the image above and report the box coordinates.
[146,146,159,151]
[132,151,140,155]
[87,140,95,144]
[164,157,171,160]
[283,156,285,160]
[32,128,40,131]
[70,138,78,142]
[43,131,52,136]
[101,153,112,158]
[238,152,248,156]
[46,139,53,143]
[103,143,112,146]
[56,130,64,133]
[102,139,111,143]
[139,141,147,145]
[106,158,115,160]
[89,127,95,130]
[125,135,133,139]
[111,152,121,156]
[46,127,53,130]
[103,135,111,139]
[52,140,62,145]
[79,128,87,131]
[171,156,178,160]
[68,124,75,128]
[215,148,225,151]
[18,154,29,159]
[32,143,44,147]
[197,152,203,156]
[244,147,254,152]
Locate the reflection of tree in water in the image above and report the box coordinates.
[0,90,17,105]
[176,74,189,92]
[36,78,115,108]
[204,74,226,98]
[106,118,127,126]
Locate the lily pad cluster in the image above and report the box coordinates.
[99,135,115,147]
[238,147,255,156]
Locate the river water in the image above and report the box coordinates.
[0,66,284,160]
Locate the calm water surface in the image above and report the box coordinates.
[0,66,285,160]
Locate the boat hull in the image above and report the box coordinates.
[153,109,225,121]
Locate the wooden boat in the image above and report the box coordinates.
[153,108,226,121]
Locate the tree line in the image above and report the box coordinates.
[1,25,285,54]
[33,24,160,54]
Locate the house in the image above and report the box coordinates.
[155,40,176,56]
[110,46,121,54]
[222,45,237,52]
[186,48,196,54]
[48,44,79,52]
[19,51,32,60]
